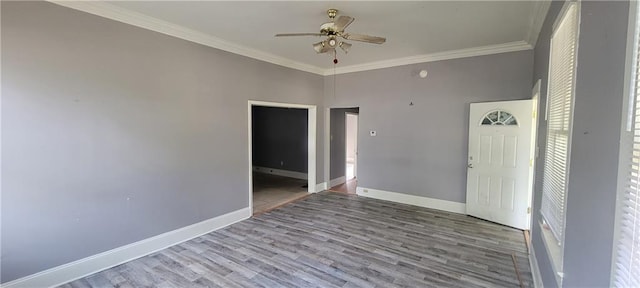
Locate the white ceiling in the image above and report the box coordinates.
[54,1,550,75]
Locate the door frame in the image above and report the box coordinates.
[324,107,359,188]
[466,99,536,230]
[528,79,541,230]
[345,112,359,180]
[247,100,317,215]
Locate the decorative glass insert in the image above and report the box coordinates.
[481,110,518,126]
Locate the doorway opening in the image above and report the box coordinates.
[328,107,359,194]
[346,112,358,181]
[248,101,317,215]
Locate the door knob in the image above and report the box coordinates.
[468,163,473,168]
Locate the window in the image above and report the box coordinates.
[481,110,518,126]
[613,2,640,287]
[539,1,579,281]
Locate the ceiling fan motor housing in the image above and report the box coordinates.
[320,23,338,35]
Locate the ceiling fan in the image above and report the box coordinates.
[275,9,386,55]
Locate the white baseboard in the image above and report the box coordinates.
[2,207,251,288]
[329,176,346,188]
[314,182,327,193]
[529,243,544,288]
[355,187,466,214]
[253,166,307,180]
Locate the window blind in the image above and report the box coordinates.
[540,2,578,244]
[613,3,640,287]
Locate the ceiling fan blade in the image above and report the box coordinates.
[334,15,354,32]
[342,33,386,44]
[275,33,325,37]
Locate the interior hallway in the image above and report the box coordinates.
[252,172,308,214]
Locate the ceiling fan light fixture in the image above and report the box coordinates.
[339,41,352,53]
[328,37,337,47]
[313,41,325,53]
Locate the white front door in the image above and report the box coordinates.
[466,100,535,230]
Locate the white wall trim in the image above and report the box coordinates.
[530,244,544,288]
[329,176,347,188]
[325,41,532,75]
[324,108,331,187]
[526,1,552,48]
[356,187,466,214]
[253,166,308,180]
[315,182,327,192]
[47,1,325,75]
[48,1,533,77]
[1,207,251,288]
[248,100,317,110]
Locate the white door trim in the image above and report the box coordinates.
[247,101,317,215]
[529,80,542,230]
[345,112,359,180]
[324,107,359,189]
[324,108,331,187]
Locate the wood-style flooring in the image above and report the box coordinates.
[252,172,308,215]
[329,178,357,194]
[61,192,533,288]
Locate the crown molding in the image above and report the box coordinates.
[526,1,552,48]
[48,1,534,77]
[324,41,533,75]
[48,1,326,75]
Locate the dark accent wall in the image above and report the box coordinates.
[252,106,308,173]
[330,108,359,180]
[324,50,533,202]
[1,2,324,282]
[531,1,628,287]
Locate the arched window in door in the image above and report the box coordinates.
[481,110,518,126]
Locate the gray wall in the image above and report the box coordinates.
[330,108,359,180]
[1,2,324,282]
[9,1,627,285]
[252,106,308,173]
[324,50,533,203]
[531,1,628,287]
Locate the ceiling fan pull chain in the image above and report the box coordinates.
[333,60,337,100]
